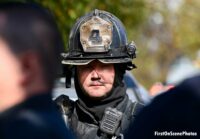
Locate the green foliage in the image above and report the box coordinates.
[5,0,199,90]
[27,0,147,51]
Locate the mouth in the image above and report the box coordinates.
[89,82,104,86]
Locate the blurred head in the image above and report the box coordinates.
[0,2,63,91]
[0,2,63,110]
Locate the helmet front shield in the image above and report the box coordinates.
[80,16,113,53]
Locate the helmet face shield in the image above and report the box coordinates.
[80,16,113,53]
[62,9,136,69]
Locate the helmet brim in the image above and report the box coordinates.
[61,58,132,65]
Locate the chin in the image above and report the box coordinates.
[87,91,109,100]
[90,93,105,98]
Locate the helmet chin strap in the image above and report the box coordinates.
[63,64,73,88]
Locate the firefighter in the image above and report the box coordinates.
[56,9,143,139]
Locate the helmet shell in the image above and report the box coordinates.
[62,9,136,65]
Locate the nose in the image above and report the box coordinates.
[91,69,101,81]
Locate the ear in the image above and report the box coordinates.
[19,52,42,86]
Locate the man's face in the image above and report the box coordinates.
[0,39,24,111]
[77,60,115,98]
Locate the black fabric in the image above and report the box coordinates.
[0,93,74,139]
[74,64,126,121]
[125,75,200,139]
[69,94,135,139]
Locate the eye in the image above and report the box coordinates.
[79,64,93,71]
[100,64,113,69]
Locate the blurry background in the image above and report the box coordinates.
[4,0,200,89]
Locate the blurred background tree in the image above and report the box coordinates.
[4,0,199,90]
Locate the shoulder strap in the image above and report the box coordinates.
[130,101,144,117]
[54,94,74,126]
[120,100,144,133]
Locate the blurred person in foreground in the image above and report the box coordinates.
[0,2,74,139]
[55,9,143,139]
[125,74,200,139]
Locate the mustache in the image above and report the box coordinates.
[89,80,105,86]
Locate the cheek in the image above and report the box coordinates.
[0,51,18,78]
[0,54,22,93]
[77,69,90,86]
[103,68,115,83]
[108,73,115,84]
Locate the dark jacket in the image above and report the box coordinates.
[0,93,74,139]
[125,75,200,139]
[56,94,143,139]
